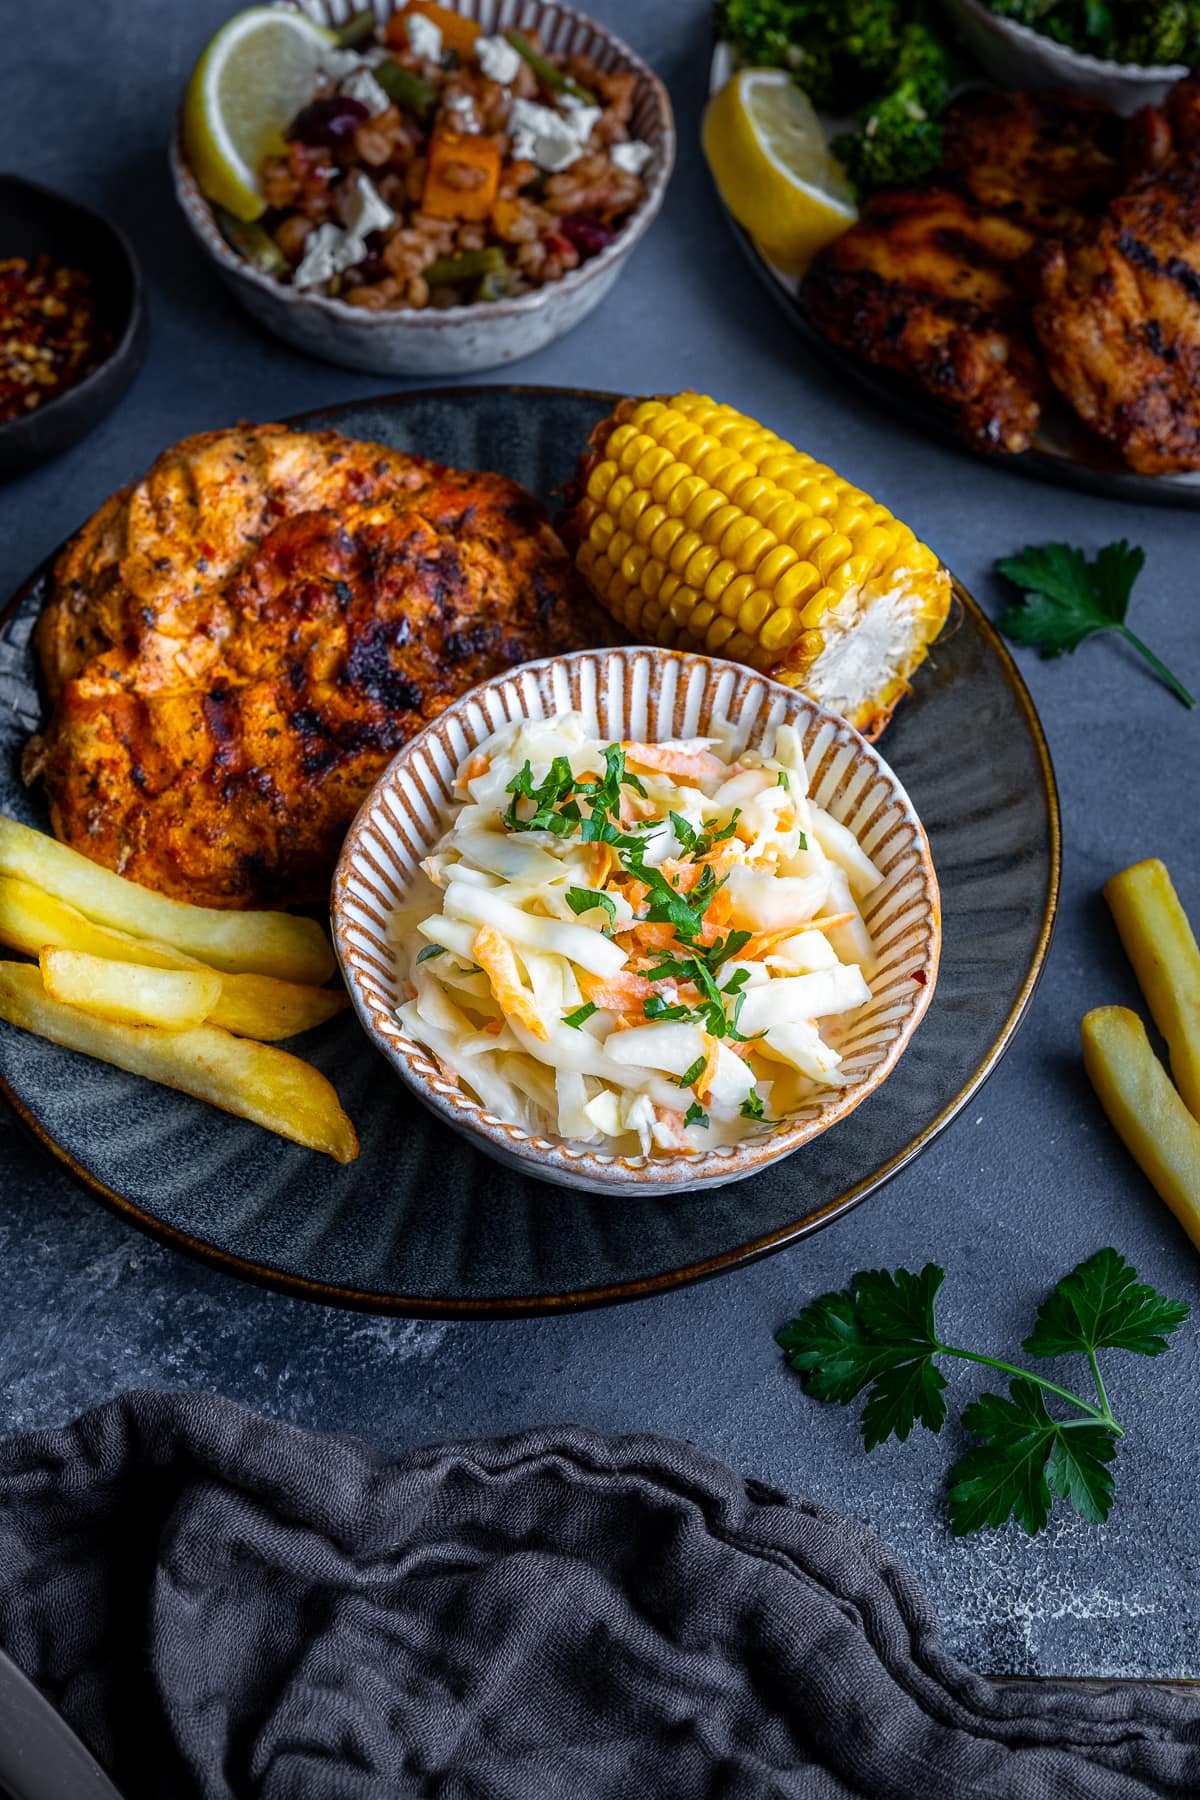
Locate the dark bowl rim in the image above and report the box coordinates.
[0,382,1062,1319]
[0,172,146,445]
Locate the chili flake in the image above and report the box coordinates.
[0,255,111,425]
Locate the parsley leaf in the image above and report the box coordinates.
[948,1383,1117,1536]
[562,1002,597,1030]
[777,769,790,791]
[566,887,617,929]
[1023,1247,1189,1360]
[740,1089,765,1119]
[776,1250,1187,1536]
[643,995,695,1022]
[683,1101,709,1128]
[996,540,1195,708]
[777,1265,948,1450]
[415,945,445,964]
[674,1054,707,1088]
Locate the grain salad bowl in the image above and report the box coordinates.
[332,647,941,1195]
[170,0,674,375]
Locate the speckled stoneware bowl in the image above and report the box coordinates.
[170,0,674,375]
[940,0,1185,111]
[333,646,940,1195]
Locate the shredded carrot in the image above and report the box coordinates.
[590,842,614,887]
[483,1016,505,1036]
[739,926,802,962]
[808,911,857,933]
[472,926,548,1042]
[695,1033,721,1101]
[617,922,677,955]
[653,1104,693,1149]
[622,742,731,784]
[456,752,490,789]
[579,970,691,1011]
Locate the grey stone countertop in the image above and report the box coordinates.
[2,0,1199,1683]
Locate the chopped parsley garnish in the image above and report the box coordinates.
[777,769,790,791]
[740,1090,765,1120]
[643,994,695,1022]
[415,944,445,964]
[674,1054,707,1089]
[562,1001,598,1030]
[683,1101,709,1129]
[566,887,617,929]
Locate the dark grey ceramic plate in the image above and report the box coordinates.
[0,1647,122,1800]
[707,47,1200,511]
[0,386,1059,1316]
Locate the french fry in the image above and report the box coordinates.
[1104,858,1200,1121]
[0,875,348,1041]
[0,816,334,984]
[1082,1006,1200,1251]
[39,949,221,1031]
[0,962,358,1162]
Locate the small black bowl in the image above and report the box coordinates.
[0,175,147,481]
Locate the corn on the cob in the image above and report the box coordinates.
[564,393,951,738]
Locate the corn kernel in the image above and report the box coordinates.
[756,543,799,589]
[607,527,632,569]
[650,516,685,561]
[621,544,648,587]
[725,630,756,660]
[630,400,667,429]
[731,474,775,519]
[705,616,736,651]
[812,532,853,579]
[632,445,673,489]
[691,600,715,632]
[606,423,639,462]
[633,502,668,547]
[759,606,802,652]
[588,513,615,552]
[650,460,688,505]
[619,489,652,533]
[788,516,831,559]
[801,587,836,626]
[590,552,615,593]
[668,529,702,575]
[586,459,618,504]
[657,618,679,648]
[746,645,775,671]
[607,474,633,514]
[639,555,665,597]
[684,543,720,589]
[771,561,819,609]
[668,583,699,624]
[720,573,756,618]
[683,486,726,534]
[642,596,664,631]
[607,570,631,608]
[736,590,772,634]
[761,497,812,541]
[730,522,775,574]
[703,558,739,605]
[665,473,707,519]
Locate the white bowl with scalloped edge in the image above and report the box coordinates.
[939,0,1185,112]
[332,646,941,1195]
[171,0,674,375]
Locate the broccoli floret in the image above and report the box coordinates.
[831,80,944,198]
[1115,0,1198,64]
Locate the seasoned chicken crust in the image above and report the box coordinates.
[25,424,602,907]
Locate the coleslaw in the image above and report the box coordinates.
[392,712,883,1156]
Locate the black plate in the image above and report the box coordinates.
[0,176,147,481]
[0,386,1059,1317]
[707,47,1200,510]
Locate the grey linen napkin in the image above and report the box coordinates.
[0,1392,1196,1798]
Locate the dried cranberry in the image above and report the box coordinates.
[286,96,370,146]
[559,214,614,260]
[350,250,387,284]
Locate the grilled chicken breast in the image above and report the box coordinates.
[1032,81,1200,474]
[25,425,602,907]
[803,187,1045,453]
[942,89,1124,238]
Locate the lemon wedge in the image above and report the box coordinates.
[702,69,857,276]
[183,7,338,222]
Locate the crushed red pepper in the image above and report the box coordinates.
[0,255,111,424]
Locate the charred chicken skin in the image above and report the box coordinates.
[25,425,601,907]
[803,187,1046,453]
[941,89,1125,239]
[1032,79,1200,475]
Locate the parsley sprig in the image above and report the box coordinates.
[777,1249,1188,1536]
[996,540,1195,710]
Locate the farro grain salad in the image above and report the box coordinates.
[253,2,656,310]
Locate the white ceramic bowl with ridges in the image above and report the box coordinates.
[171,0,674,374]
[940,0,1185,112]
[332,647,940,1194]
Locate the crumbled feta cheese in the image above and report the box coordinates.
[293,223,358,289]
[320,46,367,81]
[508,97,585,171]
[405,11,443,60]
[610,140,654,176]
[337,172,396,241]
[339,66,392,116]
[444,91,481,133]
[474,33,522,85]
[557,94,601,140]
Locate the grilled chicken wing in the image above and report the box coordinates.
[803,187,1045,453]
[25,425,603,907]
[1032,83,1200,474]
[942,89,1124,237]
